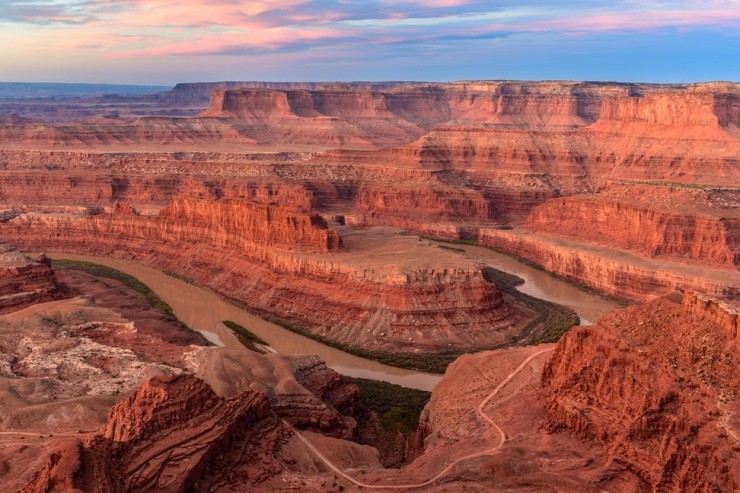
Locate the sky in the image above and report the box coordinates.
[0,0,738,85]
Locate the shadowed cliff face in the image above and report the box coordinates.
[542,294,740,493]
[23,375,288,493]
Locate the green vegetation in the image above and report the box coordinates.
[52,259,174,314]
[223,320,269,354]
[483,266,580,344]
[437,244,466,253]
[419,235,477,246]
[262,263,577,372]
[264,316,459,374]
[621,179,738,191]
[349,378,431,433]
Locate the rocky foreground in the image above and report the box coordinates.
[6,280,737,492]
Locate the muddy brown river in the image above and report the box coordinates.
[49,249,619,392]
[452,243,619,325]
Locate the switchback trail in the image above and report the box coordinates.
[289,346,556,490]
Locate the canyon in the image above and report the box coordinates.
[0,79,737,491]
[7,277,738,492]
[0,81,736,305]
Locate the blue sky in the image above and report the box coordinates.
[0,0,738,85]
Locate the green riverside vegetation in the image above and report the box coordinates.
[349,378,431,433]
[482,266,580,344]
[52,243,595,375]
[264,316,459,374]
[223,320,269,354]
[52,259,174,314]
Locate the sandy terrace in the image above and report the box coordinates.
[591,182,740,217]
[299,226,484,275]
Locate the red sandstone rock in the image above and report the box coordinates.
[524,183,740,269]
[0,200,522,353]
[479,227,738,302]
[22,375,289,492]
[542,294,740,492]
[0,244,62,313]
[0,80,737,317]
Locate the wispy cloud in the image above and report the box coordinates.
[0,0,738,83]
[2,0,739,56]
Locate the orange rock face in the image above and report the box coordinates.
[524,183,740,268]
[542,293,740,492]
[0,244,62,313]
[0,80,737,312]
[0,198,522,352]
[479,227,738,302]
[23,375,289,492]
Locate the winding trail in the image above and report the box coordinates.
[289,346,556,490]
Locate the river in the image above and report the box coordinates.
[450,243,619,325]
[49,248,619,392]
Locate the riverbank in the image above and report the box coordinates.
[46,253,443,390]
[428,235,631,304]
[47,252,594,375]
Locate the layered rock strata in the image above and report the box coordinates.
[0,198,522,352]
[0,81,737,304]
[22,375,291,492]
[192,348,361,440]
[0,244,62,313]
[479,228,738,301]
[524,183,740,269]
[542,293,740,492]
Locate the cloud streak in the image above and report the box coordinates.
[2,1,739,56]
[0,0,738,83]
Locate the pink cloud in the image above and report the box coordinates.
[4,0,740,62]
[114,26,351,57]
[526,8,740,33]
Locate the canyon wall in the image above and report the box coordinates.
[542,294,740,492]
[524,184,740,269]
[479,228,738,301]
[0,245,62,313]
[205,82,737,131]
[0,81,737,304]
[23,375,288,492]
[1,81,737,230]
[0,198,523,353]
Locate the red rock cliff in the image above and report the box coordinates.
[524,184,740,269]
[0,244,62,313]
[479,228,738,301]
[157,196,342,252]
[23,375,288,492]
[1,199,522,353]
[542,294,740,492]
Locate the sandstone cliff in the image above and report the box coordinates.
[524,183,740,269]
[0,199,523,353]
[542,294,740,492]
[479,228,738,302]
[22,375,289,492]
[0,244,62,313]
